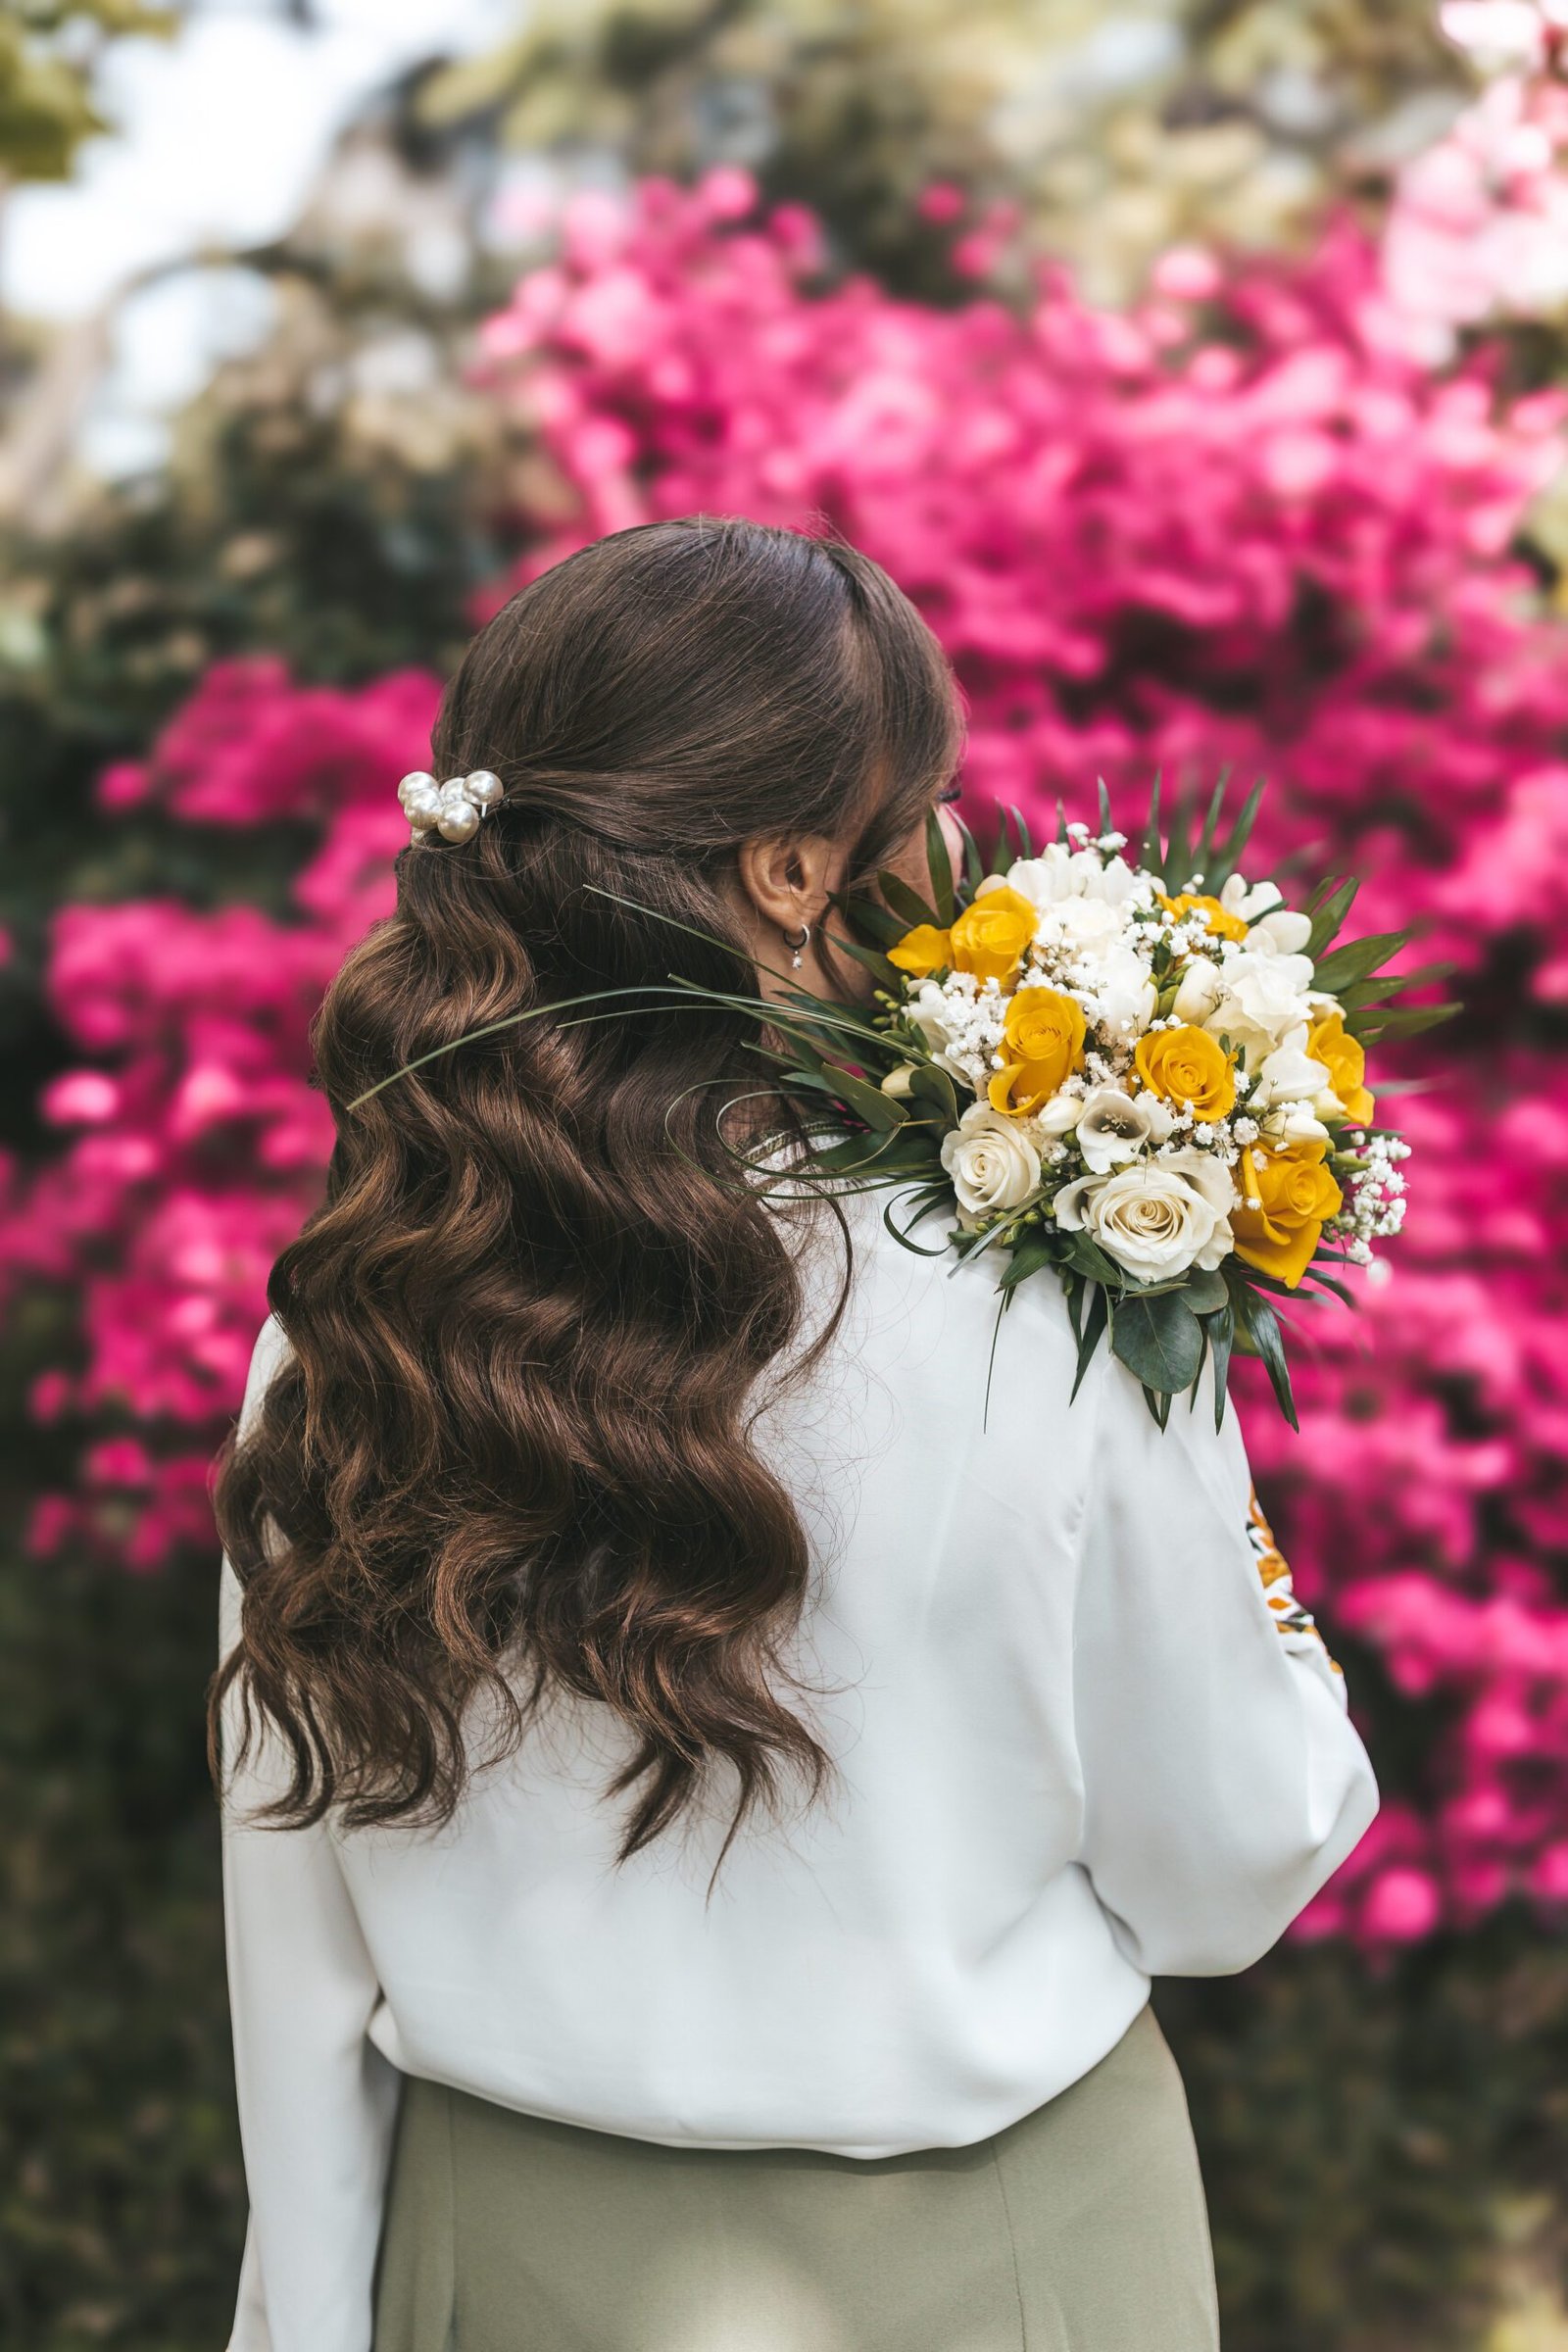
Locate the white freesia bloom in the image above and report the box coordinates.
[1006,846,1137,908]
[1219,874,1282,919]
[1171,955,1225,1023]
[1204,949,1316,1065]
[907,982,972,1082]
[1252,1033,1334,1106]
[1089,943,1158,1034]
[1045,895,1124,953]
[1053,1160,1233,1281]
[1252,907,1314,955]
[1076,1085,1175,1172]
[941,1104,1043,1222]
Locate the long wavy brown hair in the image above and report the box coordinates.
[206,514,962,1877]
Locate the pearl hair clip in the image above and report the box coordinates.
[397,767,505,845]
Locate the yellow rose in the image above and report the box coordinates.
[887,923,953,978]
[948,885,1038,984]
[987,986,1086,1116]
[1231,1139,1344,1288]
[1134,1023,1238,1120]
[1305,1009,1375,1126]
[1156,891,1250,945]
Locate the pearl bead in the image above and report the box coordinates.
[397,769,437,808]
[463,768,504,806]
[404,784,442,827]
[436,801,481,843]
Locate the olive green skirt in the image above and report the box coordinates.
[371,1999,1220,2352]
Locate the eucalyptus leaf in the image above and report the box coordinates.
[1110,1290,1204,1396]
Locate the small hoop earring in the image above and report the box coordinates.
[782,920,810,971]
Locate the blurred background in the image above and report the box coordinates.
[1,3,1565,2346]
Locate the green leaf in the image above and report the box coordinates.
[1208,1304,1234,1431]
[1069,1282,1109,1403]
[829,1071,909,1131]
[997,1234,1059,1291]
[1247,1294,1298,1432]
[1333,959,1454,1011]
[1347,1000,1462,1043]
[1110,1290,1204,1396]
[924,808,956,925]
[1311,929,1414,994]
[877,869,943,933]
[1061,1229,1126,1288]
[1203,775,1266,894]
[1097,775,1113,837]
[1304,877,1359,959]
[1009,804,1035,859]
[837,893,906,949]
[1191,767,1233,880]
[951,811,985,896]
[1140,769,1164,879]
[1177,1267,1229,1315]
[826,935,903,989]
[1054,797,1070,847]
[1162,785,1192,896]
[907,1063,960,1125]
[884,1186,958,1257]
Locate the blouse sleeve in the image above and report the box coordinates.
[1070,1347,1380,1978]
[220,1314,403,2352]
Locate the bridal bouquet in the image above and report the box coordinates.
[740,779,1456,1432]
[352,777,1456,1433]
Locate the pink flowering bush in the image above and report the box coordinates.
[4,660,438,1568]
[7,169,1567,1954]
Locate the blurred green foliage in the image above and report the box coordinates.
[422,0,1468,301]
[0,2,176,185]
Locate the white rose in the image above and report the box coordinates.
[1076,1084,1175,1172]
[1155,1144,1239,1226]
[1053,1161,1233,1282]
[941,1104,1043,1222]
[1171,955,1225,1023]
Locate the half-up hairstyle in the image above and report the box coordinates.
[207,515,963,1878]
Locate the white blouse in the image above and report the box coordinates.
[220,1188,1379,2352]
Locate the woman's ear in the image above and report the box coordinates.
[735,833,843,934]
